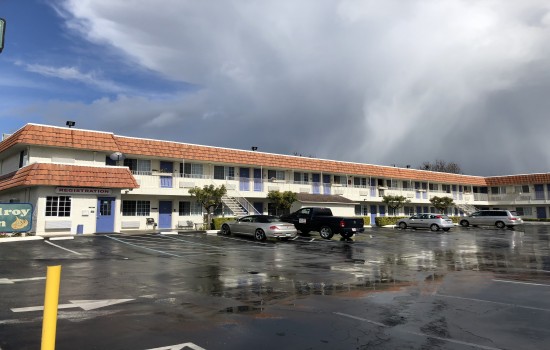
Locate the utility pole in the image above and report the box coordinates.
[0,18,5,54]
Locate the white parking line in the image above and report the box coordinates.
[493,279,550,287]
[334,312,503,350]
[435,293,550,312]
[44,240,82,255]
[105,235,187,258]
[218,235,268,245]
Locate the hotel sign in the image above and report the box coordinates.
[55,187,112,195]
[0,203,33,233]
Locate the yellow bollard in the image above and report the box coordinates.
[41,265,61,350]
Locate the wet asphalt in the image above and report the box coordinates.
[0,224,549,350]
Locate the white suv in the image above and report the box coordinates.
[459,210,523,229]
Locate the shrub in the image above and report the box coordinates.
[361,216,370,226]
[212,217,237,230]
[375,216,407,226]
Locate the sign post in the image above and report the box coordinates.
[0,18,5,54]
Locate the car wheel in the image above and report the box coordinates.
[319,226,334,239]
[430,224,440,232]
[220,224,231,235]
[340,232,353,239]
[255,229,267,241]
[442,228,450,232]
[460,220,469,227]
[399,222,407,229]
[495,221,505,229]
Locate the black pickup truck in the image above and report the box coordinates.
[280,207,364,239]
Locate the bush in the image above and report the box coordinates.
[212,217,237,230]
[361,216,370,226]
[375,216,407,226]
[523,218,550,222]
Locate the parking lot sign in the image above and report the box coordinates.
[0,203,33,233]
[0,18,5,53]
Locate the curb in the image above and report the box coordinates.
[0,236,44,243]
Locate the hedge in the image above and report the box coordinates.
[212,217,237,230]
[523,218,550,222]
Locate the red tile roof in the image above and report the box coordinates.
[0,163,139,191]
[486,174,550,186]
[1,124,548,187]
[0,124,119,153]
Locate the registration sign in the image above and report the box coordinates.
[0,203,33,233]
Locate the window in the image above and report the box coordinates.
[182,163,204,178]
[429,183,439,191]
[333,175,344,185]
[442,184,451,193]
[124,158,151,175]
[515,207,532,216]
[122,200,150,216]
[214,166,235,180]
[353,177,367,187]
[402,181,410,189]
[19,150,28,168]
[268,170,285,181]
[355,205,368,215]
[46,196,71,217]
[515,185,530,193]
[294,172,309,183]
[105,156,117,166]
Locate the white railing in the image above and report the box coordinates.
[130,173,550,205]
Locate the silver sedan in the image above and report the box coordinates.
[397,213,454,232]
[220,215,298,241]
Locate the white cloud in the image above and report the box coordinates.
[41,0,550,175]
[20,62,125,93]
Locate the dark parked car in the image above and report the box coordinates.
[280,207,364,239]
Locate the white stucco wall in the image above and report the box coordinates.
[0,153,21,175]
[30,147,107,166]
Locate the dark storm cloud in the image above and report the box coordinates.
[33,0,550,175]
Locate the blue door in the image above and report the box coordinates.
[323,174,331,194]
[253,202,263,215]
[370,178,376,197]
[312,174,320,194]
[537,207,547,219]
[379,205,386,217]
[160,161,173,188]
[240,168,250,191]
[96,197,115,232]
[159,201,172,229]
[370,205,377,226]
[254,168,263,192]
[535,185,545,200]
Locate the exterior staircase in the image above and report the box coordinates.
[222,195,260,216]
[456,203,478,215]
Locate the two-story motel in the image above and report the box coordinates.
[1,123,549,236]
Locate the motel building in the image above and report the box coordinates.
[1,123,550,236]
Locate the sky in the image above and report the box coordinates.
[1,0,550,177]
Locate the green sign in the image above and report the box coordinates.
[0,18,5,54]
[0,203,33,233]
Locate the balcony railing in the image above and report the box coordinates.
[128,173,549,204]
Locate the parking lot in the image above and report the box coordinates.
[1,225,550,350]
